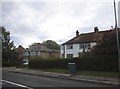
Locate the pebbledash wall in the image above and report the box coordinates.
[118,1,120,28]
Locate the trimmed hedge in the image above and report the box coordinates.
[2,62,22,67]
[29,55,119,72]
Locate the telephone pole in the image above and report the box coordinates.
[113,0,120,72]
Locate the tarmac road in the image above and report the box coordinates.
[2,68,118,88]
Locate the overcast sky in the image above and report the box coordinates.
[1,0,120,48]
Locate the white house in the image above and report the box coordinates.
[60,27,116,58]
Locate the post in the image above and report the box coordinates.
[113,0,120,72]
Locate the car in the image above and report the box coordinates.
[23,62,29,65]
[22,59,29,65]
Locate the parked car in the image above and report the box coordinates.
[22,59,29,65]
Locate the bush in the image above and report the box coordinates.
[29,55,119,72]
[76,55,119,72]
[2,62,22,67]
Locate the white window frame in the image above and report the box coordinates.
[79,43,91,49]
[66,44,73,50]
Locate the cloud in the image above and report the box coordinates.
[1,1,117,48]
[118,1,120,28]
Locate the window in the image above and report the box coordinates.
[88,43,91,49]
[67,44,73,49]
[67,54,73,58]
[79,44,84,49]
[79,43,91,49]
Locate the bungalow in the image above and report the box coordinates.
[60,27,116,58]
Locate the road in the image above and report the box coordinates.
[2,68,118,89]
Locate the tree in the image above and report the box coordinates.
[42,40,60,50]
[1,26,16,62]
[90,29,120,55]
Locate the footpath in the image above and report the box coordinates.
[5,67,119,86]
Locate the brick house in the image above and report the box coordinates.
[15,45,25,61]
[23,43,60,59]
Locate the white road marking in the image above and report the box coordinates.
[2,80,33,89]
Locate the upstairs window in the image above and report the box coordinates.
[79,43,91,49]
[79,44,84,49]
[66,44,73,49]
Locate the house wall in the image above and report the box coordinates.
[91,42,97,48]
[66,44,79,58]
[40,52,50,59]
[60,42,97,58]
[64,45,67,58]
[60,45,64,58]
[23,51,60,59]
[51,52,60,58]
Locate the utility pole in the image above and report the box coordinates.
[113,0,120,72]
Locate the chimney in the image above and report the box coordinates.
[76,30,79,37]
[18,45,22,48]
[110,26,114,30]
[94,27,99,32]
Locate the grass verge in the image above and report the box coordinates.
[38,68,119,78]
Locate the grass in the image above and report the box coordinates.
[77,71,119,78]
[40,68,68,74]
[38,68,119,78]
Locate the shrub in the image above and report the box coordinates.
[29,55,119,72]
[2,62,22,67]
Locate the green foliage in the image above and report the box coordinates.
[90,30,120,55]
[1,26,17,62]
[2,62,20,67]
[42,40,60,50]
[29,55,118,72]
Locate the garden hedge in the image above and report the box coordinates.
[29,55,119,72]
[2,62,22,67]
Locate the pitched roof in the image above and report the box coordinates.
[29,43,50,52]
[15,45,25,54]
[63,29,116,45]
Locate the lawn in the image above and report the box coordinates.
[39,68,119,78]
[77,71,119,78]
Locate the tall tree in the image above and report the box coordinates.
[1,26,16,62]
[42,40,60,50]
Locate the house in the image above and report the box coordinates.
[60,27,116,58]
[23,43,60,59]
[15,45,25,61]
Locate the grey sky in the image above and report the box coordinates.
[1,0,120,48]
[118,1,120,27]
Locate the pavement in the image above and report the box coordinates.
[4,67,119,86]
